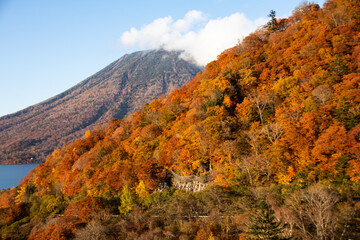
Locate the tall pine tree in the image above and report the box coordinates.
[266,10,278,32]
[246,200,287,240]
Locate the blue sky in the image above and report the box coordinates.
[0,0,326,117]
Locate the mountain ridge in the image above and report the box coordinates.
[0,49,202,164]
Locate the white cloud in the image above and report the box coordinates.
[120,11,266,66]
[173,10,205,32]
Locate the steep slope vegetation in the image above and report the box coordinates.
[0,50,202,164]
[1,0,360,239]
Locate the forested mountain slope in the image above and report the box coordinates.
[1,0,360,239]
[0,50,201,164]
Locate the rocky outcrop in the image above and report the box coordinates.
[172,180,208,192]
[170,170,214,192]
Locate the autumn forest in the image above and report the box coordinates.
[1,0,360,239]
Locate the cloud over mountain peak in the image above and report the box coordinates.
[120,10,266,66]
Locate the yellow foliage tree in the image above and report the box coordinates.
[119,185,135,215]
[15,185,27,204]
[135,180,149,199]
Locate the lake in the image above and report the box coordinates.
[0,164,39,190]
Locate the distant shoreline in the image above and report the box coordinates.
[0,163,41,166]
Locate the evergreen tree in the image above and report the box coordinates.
[266,10,278,32]
[246,200,286,240]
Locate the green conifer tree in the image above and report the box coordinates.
[246,200,287,240]
[266,10,278,32]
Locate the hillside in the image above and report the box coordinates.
[0,50,202,164]
[1,0,360,239]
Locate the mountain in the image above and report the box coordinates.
[0,49,202,164]
[1,0,360,239]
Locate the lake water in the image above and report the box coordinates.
[0,164,39,190]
